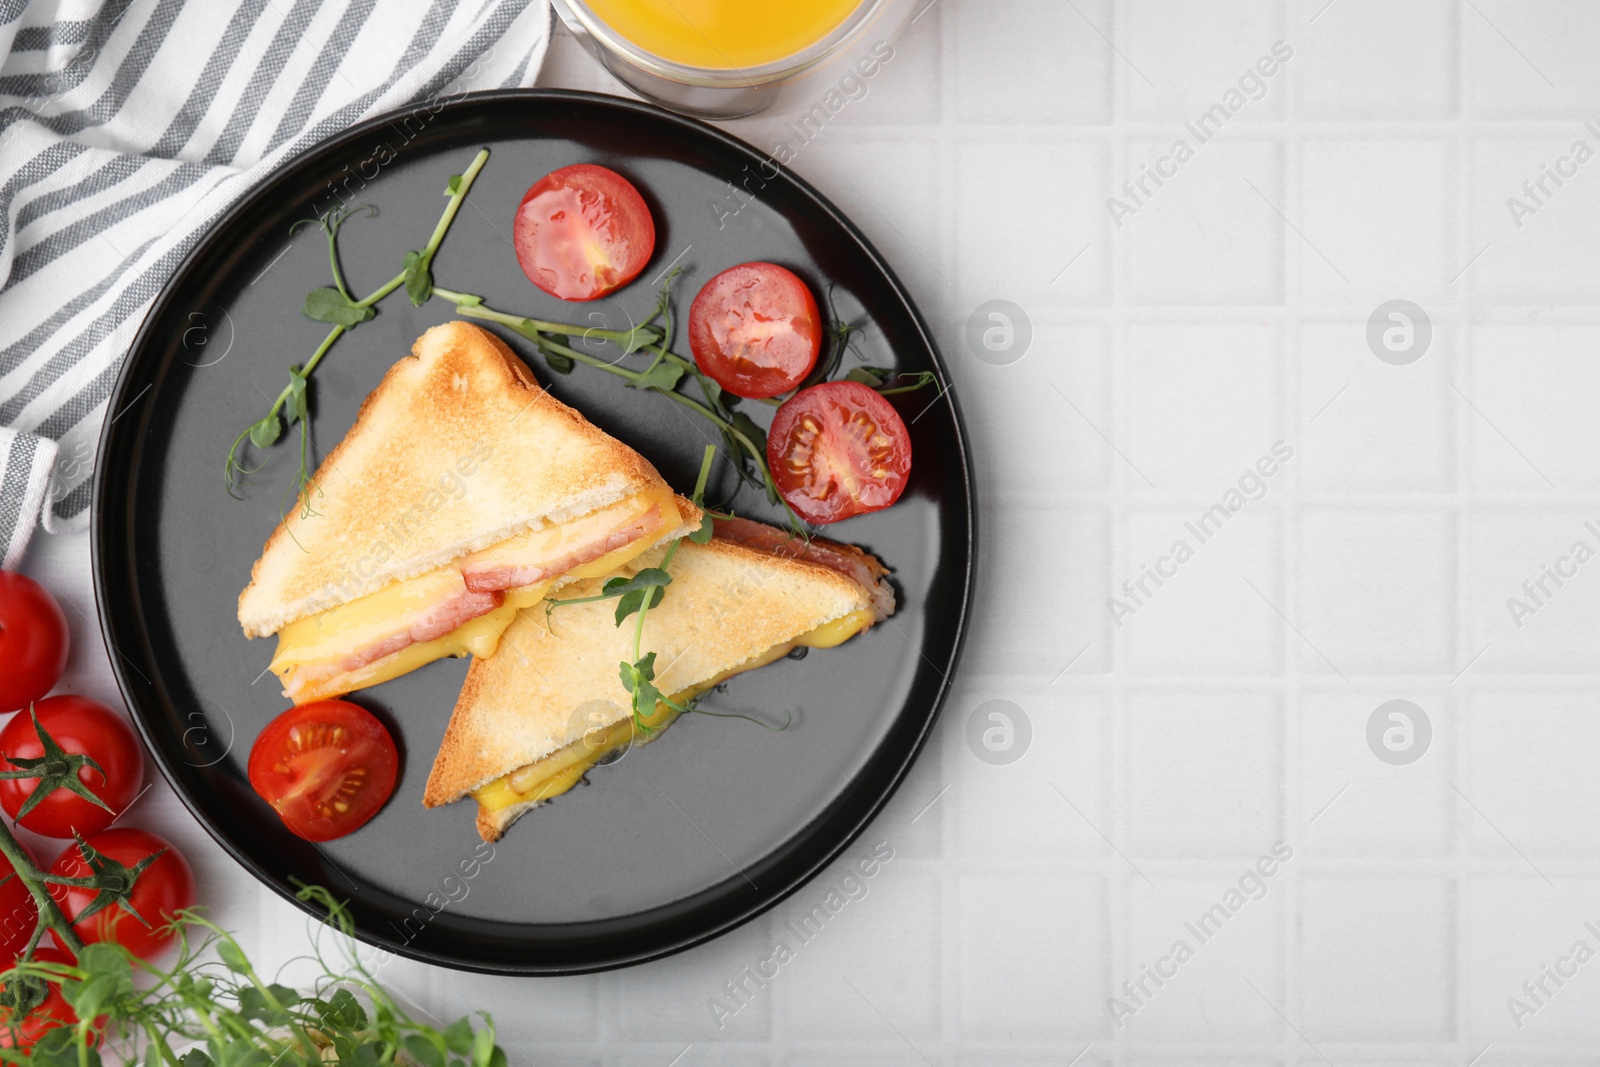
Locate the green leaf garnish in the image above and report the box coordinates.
[246,415,281,449]
[731,411,768,458]
[442,1017,474,1056]
[471,1025,499,1067]
[216,940,249,973]
[605,568,672,626]
[630,359,683,392]
[402,1034,447,1067]
[725,410,778,504]
[237,983,300,1026]
[542,333,575,374]
[286,366,309,426]
[302,286,374,328]
[402,248,433,306]
[315,987,367,1031]
[618,652,663,733]
[617,324,658,355]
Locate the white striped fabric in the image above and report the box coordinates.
[0,0,553,569]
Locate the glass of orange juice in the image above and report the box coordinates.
[554,0,917,118]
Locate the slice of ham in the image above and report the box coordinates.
[283,587,503,698]
[712,516,896,620]
[280,505,669,701]
[462,504,662,593]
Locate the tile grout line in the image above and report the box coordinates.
[1452,1,1476,1042]
[1107,6,1132,1064]
[1281,0,1302,1046]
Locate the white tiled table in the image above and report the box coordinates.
[25,0,1600,1059]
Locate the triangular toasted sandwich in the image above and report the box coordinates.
[423,519,894,841]
[237,321,698,704]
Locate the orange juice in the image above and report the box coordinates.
[583,0,866,68]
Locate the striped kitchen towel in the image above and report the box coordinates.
[0,0,553,569]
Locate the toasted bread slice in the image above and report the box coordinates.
[237,321,677,638]
[424,530,893,840]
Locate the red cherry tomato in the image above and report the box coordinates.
[48,828,195,960]
[0,948,91,1049]
[0,572,69,714]
[688,262,821,399]
[247,700,398,842]
[0,846,37,972]
[768,381,913,524]
[0,696,143,839]
[512,164,655,301]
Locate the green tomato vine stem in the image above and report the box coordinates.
[0,804,85,955]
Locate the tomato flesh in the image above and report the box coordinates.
[513,164,655,301]
[688,262,821,399]
[0,696,143,839]
[247,700,398,842]
[48,828,195,960]
[0,572,68,714]
[768,381,913,524]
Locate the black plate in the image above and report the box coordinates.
[92,90,972,974]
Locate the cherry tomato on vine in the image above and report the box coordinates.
[48,828,195,960]
[767,381,913,524]
[688,262,821,399]
[0,948,91,1049]
[247,700,398,842]
[0,696,143,839]
[0,572,69,714]
[512,164,655,301]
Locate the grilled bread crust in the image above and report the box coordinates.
[422,535,878,823]
[237,322,675,638]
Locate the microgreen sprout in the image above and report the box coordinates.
[0,883,513,1067]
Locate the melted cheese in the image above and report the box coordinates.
[268,488,678,702]
[471,702,679,812]
[795,609,875,649]
[472,609,875,813]
[272,569,488,669]
[287,599,525,704]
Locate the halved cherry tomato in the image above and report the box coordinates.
[768,381,913,524]
[0,948,93,1049]
[513,164,655,301]
[247,700,398,842]
[0,696,143,839]
[48,828,195,960]
[688,262,821,399]
[0,572,69,714]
